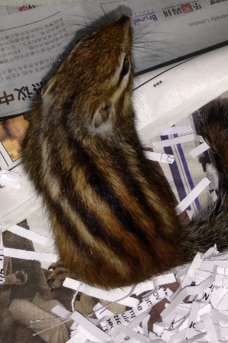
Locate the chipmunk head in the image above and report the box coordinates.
[43,14,134,139]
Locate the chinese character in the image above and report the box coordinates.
[14,86,33,101]
[0,91,14,105]
[163,8,172,17]
[32,82,43,95]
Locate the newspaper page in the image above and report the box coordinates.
[0,1,228,117]
[0,7,74,118]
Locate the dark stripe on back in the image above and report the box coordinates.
[44,189,91,254]
[43,94,161,264]
[60,118,160,259]
[58,96,172,243]
[130,137,179,234]
[106,144,172,241]
[44,186,141,266]
[47,144,141,264]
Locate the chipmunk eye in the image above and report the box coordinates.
[120,56,130,79]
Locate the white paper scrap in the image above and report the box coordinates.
[153,273,176,288]
[71,311,111,342]
[153,322,169,337]
[100,289,169,334]
[63,277,139,307]
[176,178,210,214]
[145,151,174,164]
[210,289,228,309]
[66,331,87,343]
[203,314,219,343]
[161,126,193,136]
[61,247,228,343]
[142,315,150,336]
[112,311,151,339]
[134,280,155,296]
[93,303,113,320]
[190,141,210,158]
[132,273,175,297]
[161,275,214,322]
[152,133,197,148]
[116,327,151,343]
[180,332,207,343]
[185,302,201,339]
[200,259,228,273]
[203,246,219,260]
[166,326,189,342]
[3,247,58,263]
[181,253,203,287]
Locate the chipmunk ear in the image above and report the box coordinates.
[91,101,114,135]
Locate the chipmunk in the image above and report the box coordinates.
[22,13,228,289]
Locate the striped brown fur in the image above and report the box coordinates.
[22,14,228,288]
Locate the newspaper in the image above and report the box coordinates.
[0,1,228,117]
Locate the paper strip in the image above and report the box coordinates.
[67,331,87,343]
[190,142,210,158]
[161,126,193,136]
[200,259,228,273]
[134,280,155,296]
[4,224,50,246]
[185,302,201,339]
[203,314,219,343]
[116,327,151,343]
[93,303,113,320]
[153,273,176,288]
[100,289,169,333]
[63,277,139,307]
[4,247,58,263]
[181,253,203,287]
[197,304,212,320]
[176,178,210,214]
[179,333,207,343]
[202,245,219,259]
[111,311,151,339]
[210,289,228,309]
[133,274,175,296]
[145,151,174,164]
[71,311,111,342]
[153,133,196,148]
[142,315,150,336]
[161,275,214,322]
